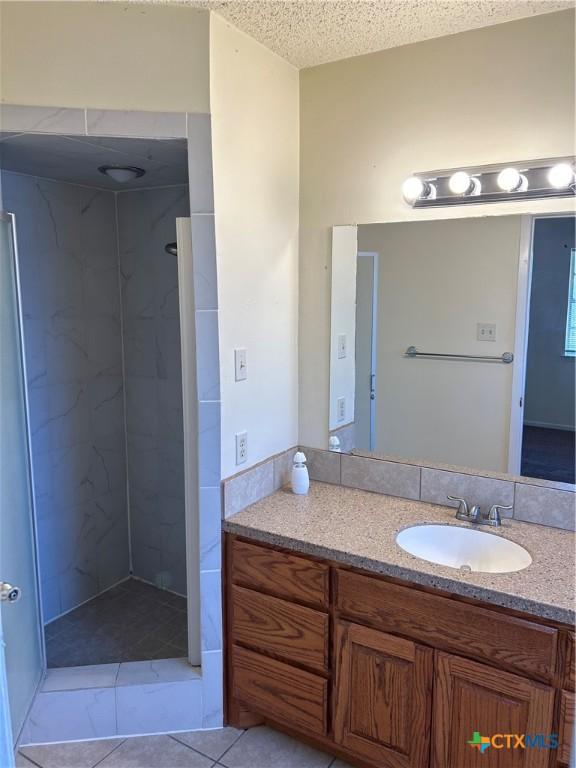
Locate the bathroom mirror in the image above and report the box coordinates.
[329,214,576,486]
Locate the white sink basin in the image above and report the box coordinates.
[396,524,532,574]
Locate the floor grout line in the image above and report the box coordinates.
[16,750,43,768]
[213,727,246,765]
[167,733,220,762]
[91,738,127,768]
[169,727,246,764]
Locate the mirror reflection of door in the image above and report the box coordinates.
[355,253,378,451]
[522,217,576,484]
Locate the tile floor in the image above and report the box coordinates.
[17,726,354,768]
[45,579,188,668]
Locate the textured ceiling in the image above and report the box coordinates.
[126,0,573,68]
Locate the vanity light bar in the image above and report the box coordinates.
[402,157,576,207]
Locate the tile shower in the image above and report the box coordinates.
[1,168,190,667]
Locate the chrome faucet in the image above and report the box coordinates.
[447,496,512,528]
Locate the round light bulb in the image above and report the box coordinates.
[449,171,473,195]
[497,167,526,192]
[402,176,425,203]
[548,163,575,189]
[107,168,138,183]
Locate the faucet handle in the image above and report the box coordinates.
[488,503,512,526]
[447,495,469,517]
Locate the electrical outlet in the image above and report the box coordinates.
[235,431,248,465]
[337,334,347,359]
[337,397,346,422]
[235,348,247,381]
[477,323,496,341]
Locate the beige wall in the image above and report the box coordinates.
[329,225,357,430]
[299,10,576,450]
[210,15,300,478]
[358,217,523,472]
[0,2,209,112]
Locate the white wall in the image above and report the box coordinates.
[329,226,357,430]
[210,15,300,478]
[0,2,209,112]
[358,217,523,472]
[525,217,576,431]
[299,10,576,450]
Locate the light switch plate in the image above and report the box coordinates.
[337,334,347,359]
[337,397,346,422]
[477,323,496,341]
[235,348,247,381]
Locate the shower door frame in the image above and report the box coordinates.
[176,216,201,666]
[0,210,45,751]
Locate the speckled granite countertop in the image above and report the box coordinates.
[223,482,576,626]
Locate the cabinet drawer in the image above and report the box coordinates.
[232,645,328,736]
[231,585,329,672]
[231,539,329,608]
[336,569,558,682]
[558,690,575,766]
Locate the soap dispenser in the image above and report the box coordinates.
[291,451,310,495]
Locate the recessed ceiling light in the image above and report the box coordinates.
[98,165,146,183]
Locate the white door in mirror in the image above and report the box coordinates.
[395,524,532,573]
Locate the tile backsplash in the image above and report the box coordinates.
[223,445,575,532]
[223,447,297,518]
[341,454,420,500]
[420,467,514,517]
[514,483,575,530]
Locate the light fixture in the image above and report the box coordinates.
[402,157,575,207]
[448,171,480,196]
[98,165,146,183]
[548,163,575,189]
[401,176,435,203]
[497,167,528,193]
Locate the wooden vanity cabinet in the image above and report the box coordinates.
[557,691,575,767]
[556,633,575,767]
[432,652,555,768]
[333,622,433,768]
[225,534,573,768]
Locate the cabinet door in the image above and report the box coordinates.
[432,651,555,768]
[558,690,574,767]
[333,621,433,768]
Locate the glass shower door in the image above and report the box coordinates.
[0,211,43,754]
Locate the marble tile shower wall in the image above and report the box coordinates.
[2,171,129,622]
[1,107,222,731]
[117,187,190,596]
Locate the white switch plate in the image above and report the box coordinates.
[337,334,347,359]
[337,397,346,422]
[477,323,496,341]
[235,431,248,464]
[235,348,247,381]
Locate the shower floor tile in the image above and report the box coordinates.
[45,579,188,668]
